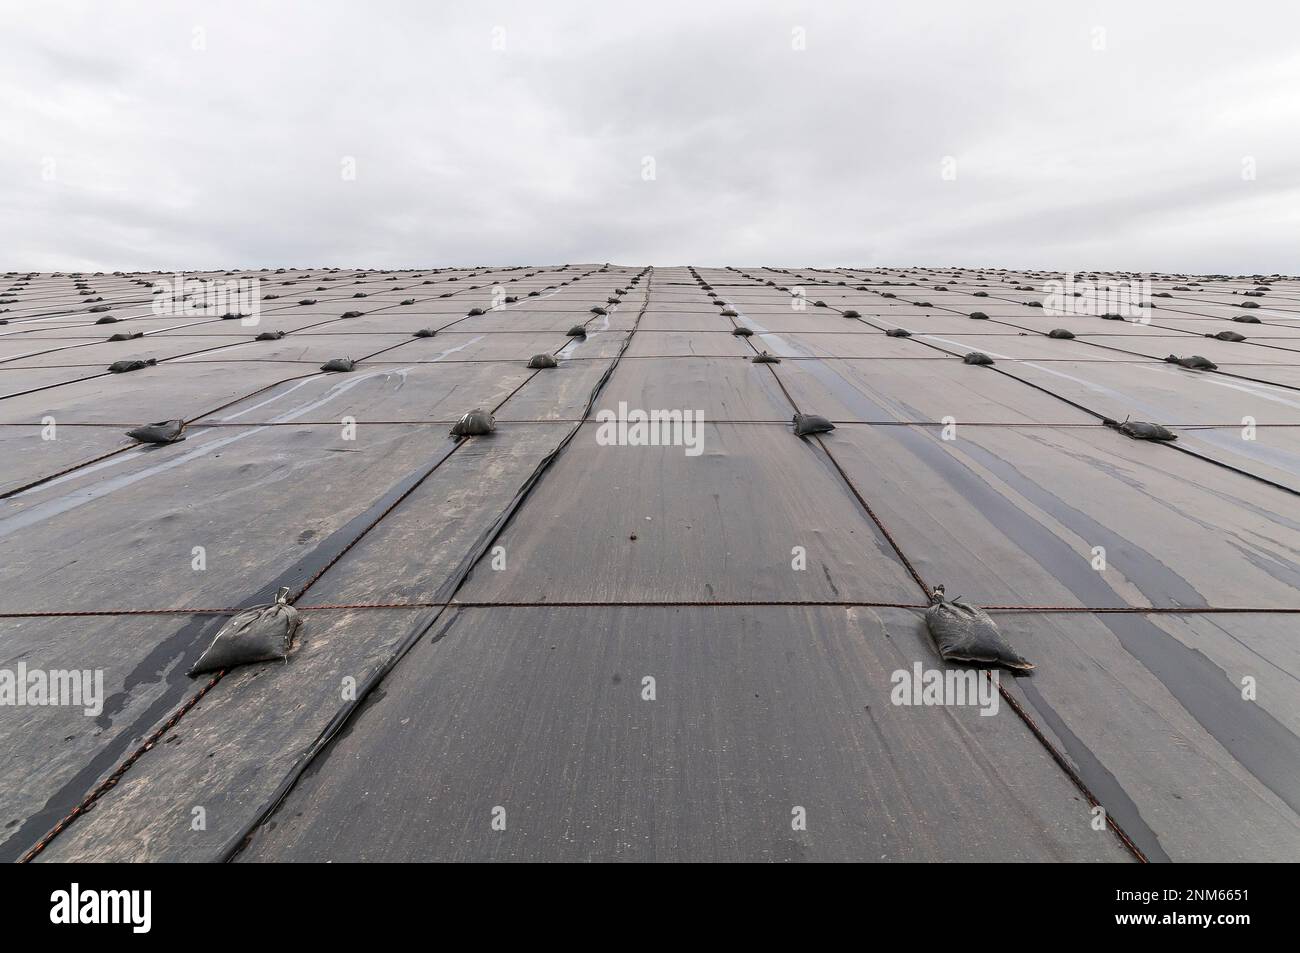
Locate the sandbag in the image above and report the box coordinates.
[188,587,300,677]
[731,326,753,337]
[567,325,587,337]
[1207,331,1246,342]
[924,587,1034,673]
[962,351,994,365]
[108,359,156,373]
[1232,315,1261,324]
[1165,354,1217,370]
[108,331,144,341]
[255,331,285,340]
[1106,417,1177,441]
[527,353,558,369]
[842,310,861,318]
[451,409,495,436]
[1047,328,1074,339]
[752,351,781,363]
[126,419,186,444]
[885,328,911,337]
[969,311,988,319]
[590,306,607,315]
[721,309,738,317]
[320,358,355,372]
[341,310,364,318]
[792,413,835,436]
[95,315,119,324]
[412,328,437,337]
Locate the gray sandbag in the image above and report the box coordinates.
[188,587,301,677]
[1165,354,1218,370]
[88,304,111,312]
[924,587,1034,674]
[451,409,495,436]
[126,419,186,444]
[341,310,364,318]
[969,311,989,319]
[412,328,437,337]
[1100,312,1124,321]
[721,309,738,317]
[527,353,558,369]
[732,326,753,337]
[843,310,861,318]
[255,331,285,340]
[590,306,607,315]
[1207,331,1246,342]
[467,307,485,316]
[320,357,355,372]
[108,331,144,341]
[95,315,119,324]
[752,351,781,363]
[108,358,157,373]
[962,351,994,365]
[1232,315,1261,323]
[792,413,835,436]
[298,298,317,305]
[885,328,911,337]
[1106,417,1177,441]
[400,298,415,305]
[1239,301,1259,309]
[221,312,249,320]
[567,325,587,337]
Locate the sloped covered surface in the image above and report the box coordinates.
[2,264,1298,864]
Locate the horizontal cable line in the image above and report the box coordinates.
[5,601,1296,618]
[4,419,1295,429]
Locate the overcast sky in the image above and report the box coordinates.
[2,1,1298,273]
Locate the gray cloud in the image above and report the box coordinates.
[2,0,1297,273]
